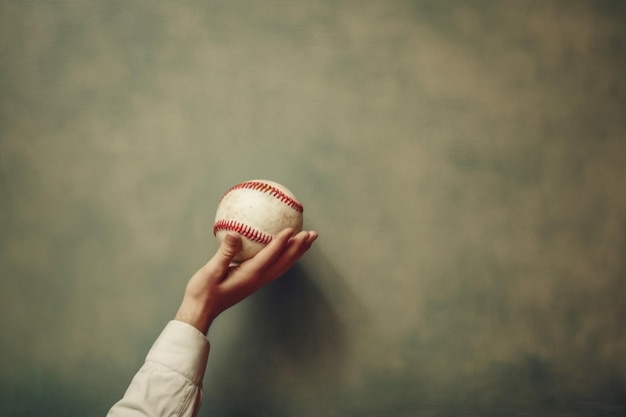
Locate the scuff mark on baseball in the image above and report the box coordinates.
[213,179,304,262]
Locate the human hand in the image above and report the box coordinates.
[175,228,318,334]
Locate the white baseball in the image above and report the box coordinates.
[213,179,304,262]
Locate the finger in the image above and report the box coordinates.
[204,233,242,281]
[218,228,295,295]
[221,229,315,296]
[239,228,295,274]
[263,230,318,281]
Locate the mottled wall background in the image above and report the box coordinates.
[1,1,625,416]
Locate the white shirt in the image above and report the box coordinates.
[106,320,210,417]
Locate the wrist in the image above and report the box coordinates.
[174,294,216,335]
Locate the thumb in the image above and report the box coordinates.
[214,233,242,267]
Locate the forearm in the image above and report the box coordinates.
[106,321,210,417]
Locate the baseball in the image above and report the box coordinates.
[213,179,304,262]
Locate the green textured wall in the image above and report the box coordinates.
[1,1,625,416]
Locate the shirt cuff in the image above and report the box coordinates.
[145,320,210,386]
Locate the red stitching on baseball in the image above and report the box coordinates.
[220,181,304,213]
[213,219,273,245]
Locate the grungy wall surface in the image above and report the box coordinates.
[1,1,625,416]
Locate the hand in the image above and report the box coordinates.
[175,228,318,334]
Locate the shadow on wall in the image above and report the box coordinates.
[205,247,358,417]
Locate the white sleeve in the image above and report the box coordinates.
[106,320,210,417]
